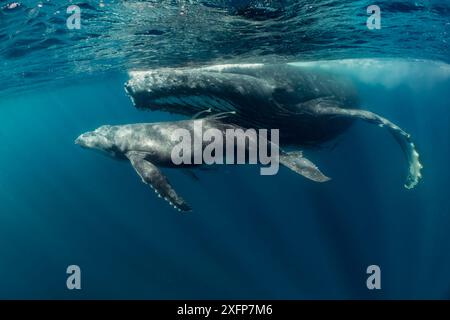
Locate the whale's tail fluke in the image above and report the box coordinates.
[300,98,423,189]
[280,151,331,183]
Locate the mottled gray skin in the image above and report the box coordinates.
[124,63,422,189]
[75,117,330,212]
[125,63,359,146]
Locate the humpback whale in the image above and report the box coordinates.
[124,63,423,189]
[75,116,329,212]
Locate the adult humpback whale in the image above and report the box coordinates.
[124,63,422,189]
[75,117,329,212]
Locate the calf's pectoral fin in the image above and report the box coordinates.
[126,151,192,212]
[280,151,331,183]
[302,98,423,189]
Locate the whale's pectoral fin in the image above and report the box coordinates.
[280,151,331,183]
[126,151,192,212]
[302,98,423,189]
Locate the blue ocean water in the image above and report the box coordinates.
[0,1,449,299]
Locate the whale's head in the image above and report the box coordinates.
[124,64,273,116]
[75,125,118,157]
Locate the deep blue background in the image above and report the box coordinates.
[0,64,448,299]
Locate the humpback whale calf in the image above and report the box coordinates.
[124,63,423,189]
[75,116,329,212]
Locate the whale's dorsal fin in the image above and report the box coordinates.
[192,108,212,119]
[299,98,423,189]
[126,151,192,212]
